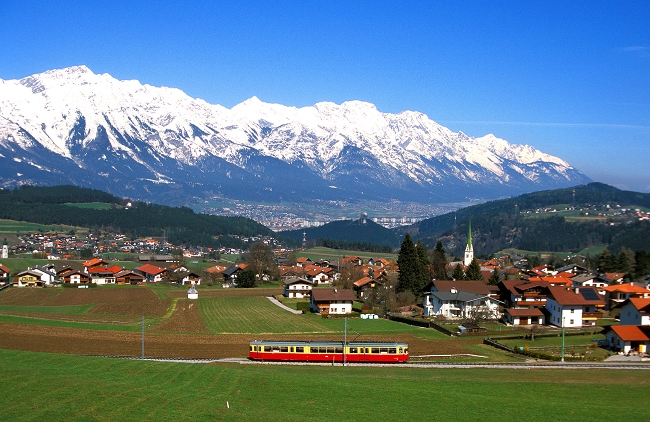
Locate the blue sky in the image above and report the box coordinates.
[2,1,649,191]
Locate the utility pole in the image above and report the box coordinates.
[561,317,564,362]
[343,317,347,367]
[142,315,145,359]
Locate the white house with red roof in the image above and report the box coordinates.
[135,263,167,282]
[545,286,605,328]
[604,325,650,354]
[82,257,109,273]
[87,265,123,284]
[619,298,650,326]
[601,283,650,310]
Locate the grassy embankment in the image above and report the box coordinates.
[0,349,647,421]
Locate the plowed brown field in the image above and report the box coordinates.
[0,288,61,305]
[0,322,479,359]
[153,299,208,333]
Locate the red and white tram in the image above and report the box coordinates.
[249,340,408,363]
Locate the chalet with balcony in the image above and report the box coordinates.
[601,284,650,310]
[283,277,313,299]
[310,288,356,314]
[545,286,605,328]
[423,287,502,319]
[498,279,549,309]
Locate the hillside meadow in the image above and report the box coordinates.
[0,349,647,421]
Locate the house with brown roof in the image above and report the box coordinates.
[115,270,144,285]
[498,279,549,309]
[63,270,92,285]
[503,308,545,326]
[283,277,313,298]
[310,288,356,314]
[0,264,11,282]
[14,270,44,287]
[545,286,605,328]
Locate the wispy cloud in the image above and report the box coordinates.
[623,46,650,58]
[440,121,650,130]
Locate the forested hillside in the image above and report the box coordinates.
[0,185,278,249]
[406,183,650,256]
[283,219,401,251]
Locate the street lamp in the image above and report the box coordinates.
[561,317,564,362]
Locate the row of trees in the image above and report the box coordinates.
[597,248,650,280]
[396,234,486,297]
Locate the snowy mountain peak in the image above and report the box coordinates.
[0,66,591,205]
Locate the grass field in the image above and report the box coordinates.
[298,246,397,262]
[0,349,647,421]
[64,202,115,210]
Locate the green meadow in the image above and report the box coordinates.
[0,349,647,422]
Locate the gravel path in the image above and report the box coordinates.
[266,296,303,314]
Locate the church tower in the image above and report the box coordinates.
[2,239,8,259]
[463,220,473,267]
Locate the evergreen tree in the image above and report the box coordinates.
[488,269,501,285]
[618,247,636,276]
[431,241,448,280]
[598,249,618,273]
[235,268,256,288]
[451,263,466,280]
[415,240,430,290]
[466,258,483,281]
[633,250,650,279]
[397,234,419,295]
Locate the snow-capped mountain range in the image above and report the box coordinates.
[0,65,590,205]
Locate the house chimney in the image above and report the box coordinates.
[451,287,457,294]
[575,287,580,294]
[334,289,338,294]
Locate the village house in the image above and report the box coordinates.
[618,298,650,326]
[87,265,123,284]
[423,287,502,319]
[604,325,650,355]
[14,270,44,287]
[545,286,605,328]
[63,270,91,285]
[135,263,167,283]
[503,308,545,325]
[498,279,549,309]
[115,269,144,285]
[601,284,650,310]
[82,257,109,273]
[282,277,313,298]
[310,288,356,315]
[0,264,10,283]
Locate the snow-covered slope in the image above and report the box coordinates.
[0,66,590,204]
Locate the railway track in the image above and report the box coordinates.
[92,354,650,369]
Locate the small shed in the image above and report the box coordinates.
[457,323,487,335]
[187,284,198,300]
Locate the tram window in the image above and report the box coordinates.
[371,348,379,354]
[335,347,343,353]
[349,347,358,353]
[326,347,335,353]
[249,346,253,351]
[280,347,288,353]
[318,347,327,353]
[380,348,388,354]
[296,347,304,353]
[365,348,370,353]
[389,348,396,354]
[290,347,294,353]
[398,348,402,353]
[404,348,408,354]
[264,346,271,352]
[272,346,280,352]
